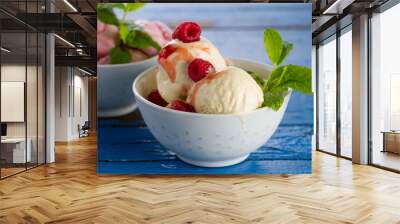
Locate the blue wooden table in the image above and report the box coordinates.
[98,3,313,174]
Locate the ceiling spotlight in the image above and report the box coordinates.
[1,47,11,53]
[76,48,86,55]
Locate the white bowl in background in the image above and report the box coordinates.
[97,56,157,117]
[133,58,291,167]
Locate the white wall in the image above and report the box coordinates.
[1,63,46,164]
[72,73,89,138]
[55,66,70,141]
[1,82,25,122]
[1,65,26,138]
[54,67,89,141]
[1,65,26,141]
[1,65,37,138]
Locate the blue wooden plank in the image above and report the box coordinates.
[98,143,310,162]
[98,119,145,127]
[98,126,155,145]
[97,125,313,145]
[98,142,174,161]
[97,121,312,174]
[97,160,311,175]
[98,123,312,148]
[97,124,313,175]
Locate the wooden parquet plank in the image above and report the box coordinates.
[0,135,400,223]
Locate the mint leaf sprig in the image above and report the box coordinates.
[97,3,161,64]
[250,28,312,111]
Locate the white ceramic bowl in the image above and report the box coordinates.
[133,58,291,167]
[97,56,157,117]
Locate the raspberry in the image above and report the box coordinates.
[172,22,201,43]
[188,58,215,82]
[158,45,177,61]
[147,89,168,107]
[168,100,196,113]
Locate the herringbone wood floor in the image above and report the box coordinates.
[1,135,400,224]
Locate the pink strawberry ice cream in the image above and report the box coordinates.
[97,21,119,64]
[97,20,172,64]
[135,20,173,56]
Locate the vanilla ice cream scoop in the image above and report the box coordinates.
[157,38,227,103]
[187,66,264,114]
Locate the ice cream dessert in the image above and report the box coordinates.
[156,22,227,103]
[187,66,263,114]
[144,21,313,116]
[147,21,264,114]
[135,22,312,167]
[97,20,172,64]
